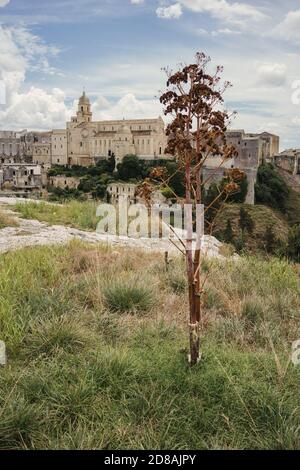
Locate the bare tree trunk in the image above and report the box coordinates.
[192,172,203,365]
[185,193,200,366]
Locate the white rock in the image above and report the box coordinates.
[0,341,6,366]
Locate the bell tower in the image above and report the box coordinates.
[77,90,92,123]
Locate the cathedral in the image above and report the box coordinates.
[66,92,169,167]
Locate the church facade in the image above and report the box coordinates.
[66,92,169,167]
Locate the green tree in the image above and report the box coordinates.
[255,163,289,211]
[227,176,248,203]
[165,161,185,198]
[287,225,300,262]
[264,225,277,254]
[117,155,143,180]
[223,219,234,244]
[234,233,245,253]
[239,207,255,235]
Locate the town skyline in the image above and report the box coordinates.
[1,1,300,150]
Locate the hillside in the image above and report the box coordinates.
[213,203,289,253]
[0,242,299,450]
[276,168,300,225]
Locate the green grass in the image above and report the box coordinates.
[13,200,99,231]
[103,276,155,313]
[0,209,18,229]
[0,242,299,449]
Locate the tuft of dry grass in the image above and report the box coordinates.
[0,209,19,229]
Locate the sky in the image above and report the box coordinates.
[1,1,300,149]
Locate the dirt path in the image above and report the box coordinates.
[0,197,230,258]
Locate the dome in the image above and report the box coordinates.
[79,91,90,105]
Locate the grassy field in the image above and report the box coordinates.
[0,241,299,449]
[0,209,18,229]
[13,201,99,231]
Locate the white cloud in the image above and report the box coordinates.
[274,10,300,43]
[0,0,10,7]
[131,0,144,4]
[92,93,161,120]
[0,25,70,130]
[256,62,287,87]
[156,3,182,20]
[196,27,242,36]
[2,87,70,129]
[179,0,267,27]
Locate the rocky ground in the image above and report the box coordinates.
[0,197,234,259]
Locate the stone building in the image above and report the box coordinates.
[273,149,300,175]
[0,164,43,191]
[225,130,279,168]
[107,182,167,206]
[52,130,68,165]
[67,92,169,167]
[107,182,137,204]
[0,130,32,164]
[31,132,52,165]
[202,129,280,204]
[49,175,79,190]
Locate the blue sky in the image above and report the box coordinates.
[1,0,300,149]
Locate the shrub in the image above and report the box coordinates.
[263,225,277,254]
[223,218,234,244]
[239,207,255,235]
[241,298,264,323]
[0,211,18,229]
[24,316,91,359]
[286,225,300,262]
[103,277,155,313]
[166,263,187,294]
